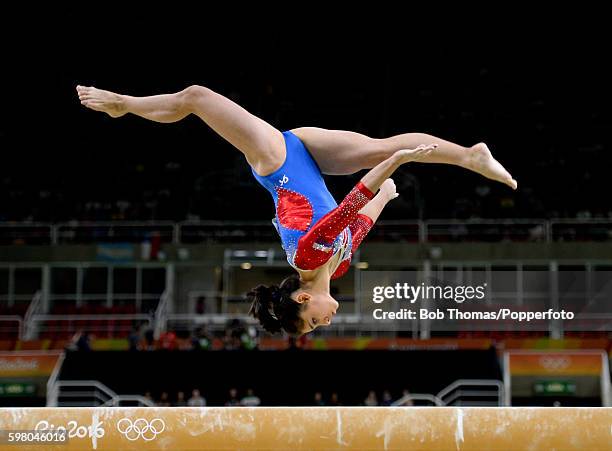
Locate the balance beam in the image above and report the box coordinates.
[0,407,610,450]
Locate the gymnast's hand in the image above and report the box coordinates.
[394,144,438,164]
[379,178,399,201]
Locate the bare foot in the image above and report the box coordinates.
[76,85,126,118]
[466,143,517,190]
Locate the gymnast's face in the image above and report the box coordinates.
[293,291,339,334]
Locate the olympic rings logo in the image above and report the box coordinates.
[116,418,165,441]
[539,356,571,372]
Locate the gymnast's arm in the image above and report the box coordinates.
[294,141,424,270]
[356,178,398,224]
[331,179,398,279]
[293,182,374,270]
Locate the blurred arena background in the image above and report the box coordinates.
[1,13,611,413]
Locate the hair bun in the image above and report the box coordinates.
[247,284,282,334]
[247,275,302,335]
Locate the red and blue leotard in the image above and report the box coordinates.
[251,131,375,279]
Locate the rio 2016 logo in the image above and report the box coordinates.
[35,419,105,446]
[116,418,165,441]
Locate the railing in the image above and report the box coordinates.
[549,218,612,242]
[55,221,177,244]
[392,393,444,406]
[27,292,165,339]
[180,221,279,244]
[2,219,612,245]
[24,291,42,340]
[49,380,153,407]
[0,315,23,340]
[0,223,54,245]
[392,379,504,407]
[166,312,426,338]
[154,289,172,339]
[436,379,504,406]
[423,219,549,243]
[46,352,66,407]
[48,294,162,313]
[166,313,386,337]
[31,314,153,338]
[101,395,155,407]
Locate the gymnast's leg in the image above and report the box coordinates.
[76,85,285,176]
[291,127,517,189]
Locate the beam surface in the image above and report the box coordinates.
[0,407,610,450]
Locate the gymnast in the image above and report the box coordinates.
[77,84,516,335]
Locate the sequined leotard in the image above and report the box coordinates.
[251,131,374,279]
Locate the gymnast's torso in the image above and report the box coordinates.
[251,131,373,278]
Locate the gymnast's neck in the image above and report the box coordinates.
[296,269,330,294]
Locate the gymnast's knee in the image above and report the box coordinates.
[177,85,213,110]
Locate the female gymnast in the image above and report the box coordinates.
[77,84,516,335]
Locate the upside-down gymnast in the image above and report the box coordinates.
[77,84,516,336]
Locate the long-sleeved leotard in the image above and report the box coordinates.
[251,131,375,278]
[294,183,374,276]
[329,213,374,279]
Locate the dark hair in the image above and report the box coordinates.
[247,275,304,335]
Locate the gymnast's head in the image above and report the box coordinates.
[247,275,338,335]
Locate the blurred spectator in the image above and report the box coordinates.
[176,330,194,350]
[223,320,242,350]
[287,334,308,350]
[144,327,155,351]
[287,336,300,350]
[240,389,261,407]
[68,330,91,352]
[224,319,257,350]
[313,392,325,406]
[128,327,141,351]
[225,388,240,406]
[175,391,187,407]
[187,389,206,407]
[381,390,393,406]
[329,392,341,407]
[399,389,414,406]
[364,390,378,406]
[157,392,171,407]
[192,326,214,351]
[159,331,178,350]
[144,391,154,405]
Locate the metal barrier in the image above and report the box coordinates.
[436,379,504,406]
[49,380,153,407]
[101,395,156,407]
[165,313,398,338]
[154,289,171,339]
[392,393,444,406]
[24,291,42,340]
[31,313,153,338]
[55,221,176,244]
[0,315,23,340]
[392,379,504,407]
[425,219,548,242]
[549,218,612,242]
[179,220,279,244]
[2,219,612,244]
[46,352,66,407]
[0,223,53,245]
